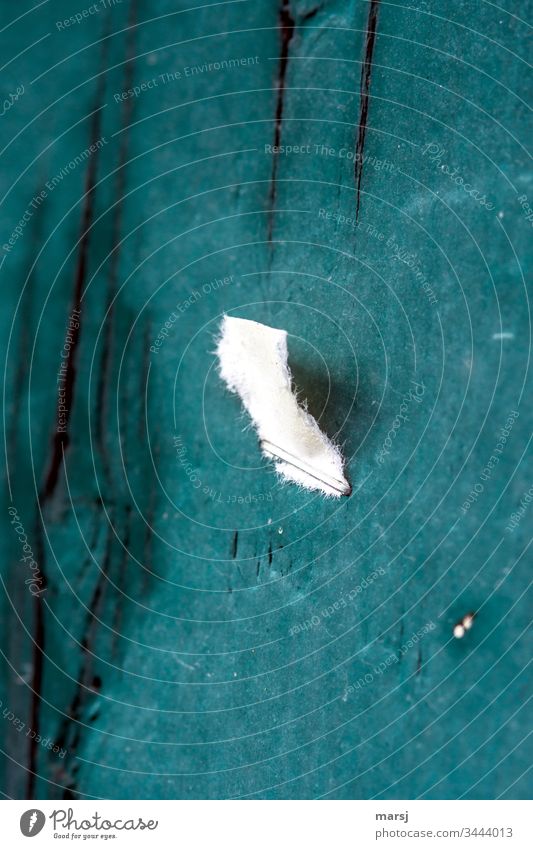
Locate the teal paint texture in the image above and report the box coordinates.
[0,0,531,799]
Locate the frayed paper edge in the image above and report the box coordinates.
[216,315,351,497]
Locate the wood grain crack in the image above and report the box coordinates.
[267,0,295,244]
[27,75,107,799]
[354,0,381,220]
[54,529,113,799]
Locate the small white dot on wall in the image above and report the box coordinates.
[278,527,283,534]
[498,211,504,218]
[454,612,476,638]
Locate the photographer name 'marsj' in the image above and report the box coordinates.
[49,807,158,834]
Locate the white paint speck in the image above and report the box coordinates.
[174,657,195,671]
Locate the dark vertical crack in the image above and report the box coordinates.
[142,473,156,593]
[40,96,104,502]
[25,586,45,798]
[302,5,321,23]
[267,0,295,243]
[7,217,40,465]
[95,0,138,480]
[141,323,157,593]
[7,265,36,795]
[142,453,157,590]
[49,7,138,793]
[416,645,422,676]
[231,531,239,559]
[76,503,102,584]
[138,321,151,441]
[54,529,113,799]
[354,0,381,220]
[27,65,107,799]
[111,504,132,657]
[268,541,273,566]
[51,7,139,792]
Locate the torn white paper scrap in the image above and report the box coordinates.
[216,316,351,497]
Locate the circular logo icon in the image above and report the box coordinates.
[20,810,46,837]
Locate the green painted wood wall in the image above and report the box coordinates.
[1,0,531,799]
